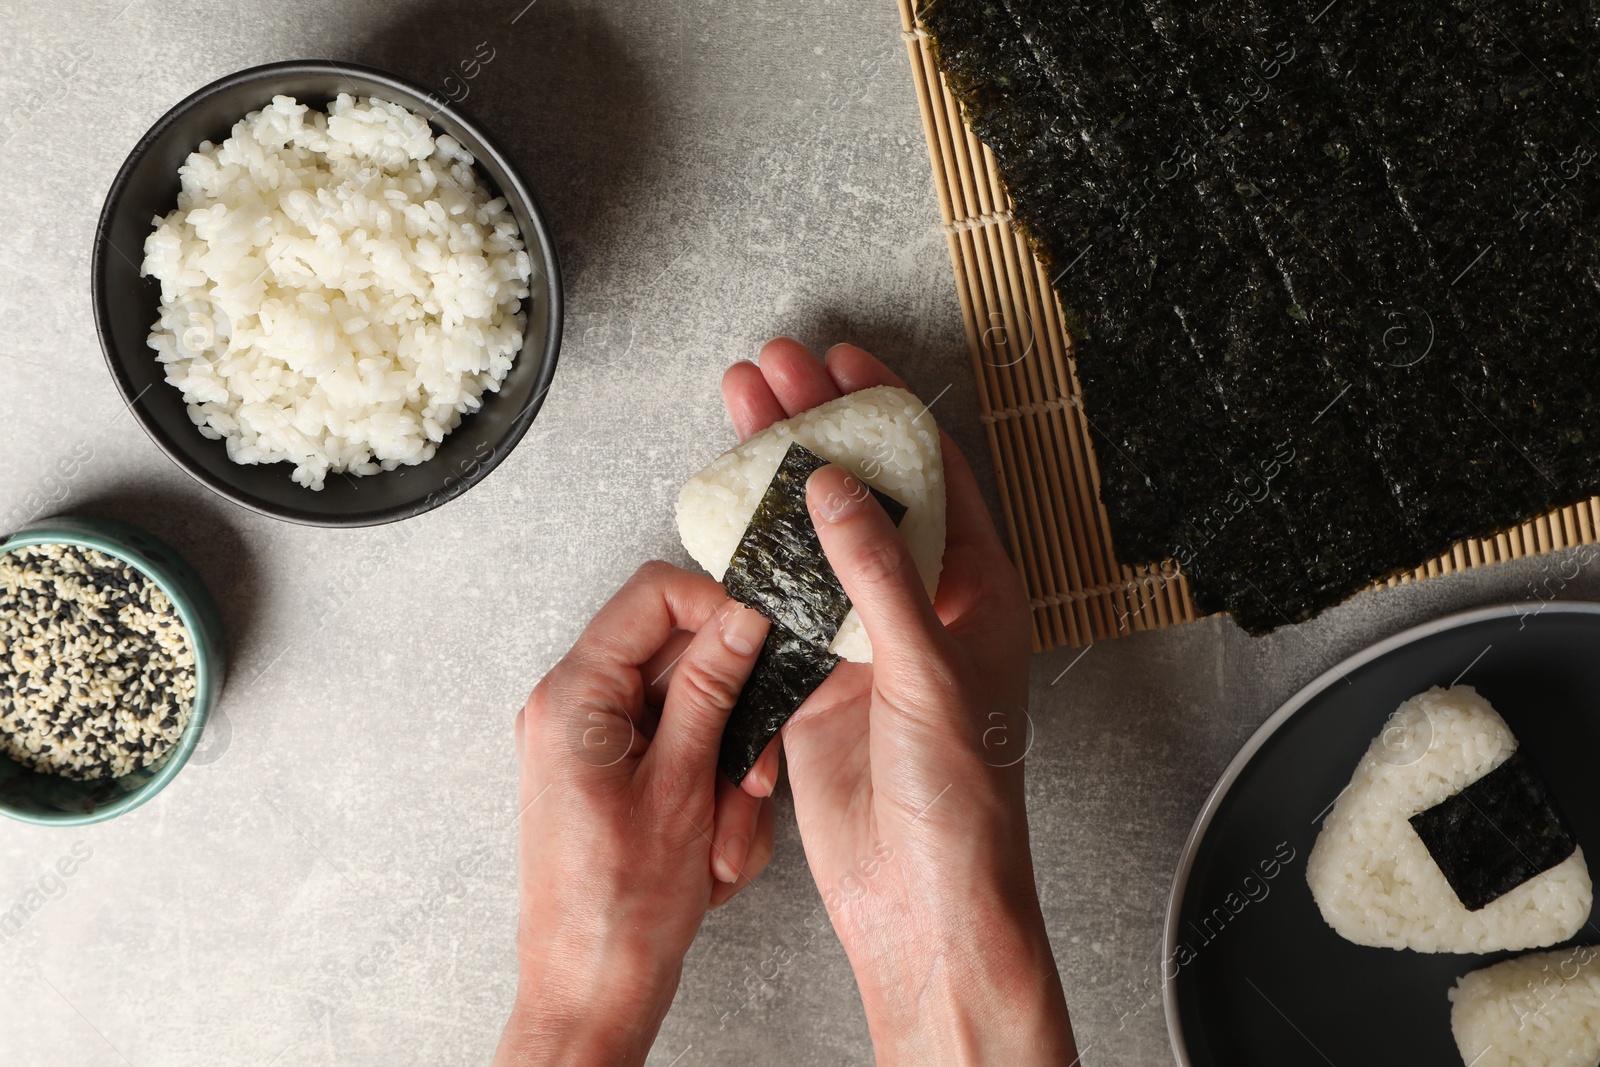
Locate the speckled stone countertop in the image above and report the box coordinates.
[2,2,1595,1063]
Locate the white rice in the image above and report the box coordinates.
[675,385,945,662]
[1306,686,1591,953]
[1450,946,1600,1067]
[140,94,533,490]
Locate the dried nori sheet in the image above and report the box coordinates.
[723,444,907,647]
[1408,751,1578,911]
[718,622,839,786]
[922,0,1600,631]
[717,443,907,784]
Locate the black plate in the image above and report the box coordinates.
[92,60,562,526]
[1164,602,1600,1066]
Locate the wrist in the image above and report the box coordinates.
[495,929,680,1067]
[848,879,1074,1067]
[497,993,672,1067]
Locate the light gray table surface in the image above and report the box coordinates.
[3,1,1597,1064]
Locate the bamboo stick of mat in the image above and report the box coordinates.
[895,0,1600,651]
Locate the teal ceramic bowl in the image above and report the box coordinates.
[0,517,226,825]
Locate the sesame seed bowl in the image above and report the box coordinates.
[0,517,225,826]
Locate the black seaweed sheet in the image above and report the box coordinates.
[723,444,907,648]
[1409,750,1578,911]
[717,444,908,784]
[718,623,839,786]
[923,0,1600,631]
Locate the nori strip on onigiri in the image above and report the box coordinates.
[1410,750,1579,912]
[921,0,1600,631]
[723,443,908,649]
[716,442,908,784]
[718,622,840,786]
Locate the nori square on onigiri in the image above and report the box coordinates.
[719,624,840,785]
[1410,750,1579,912]
[723,443,908,649]
[921,0,1600,631]
[716,443,908,785]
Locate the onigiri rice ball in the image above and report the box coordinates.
[1306,686,1591,953]
[1450,946,1600,1067]
[675,385,945,663]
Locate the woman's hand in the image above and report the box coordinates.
[723,338,1077,1066]
[495,563,775,1067]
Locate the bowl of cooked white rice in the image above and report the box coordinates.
[93,61,561,526]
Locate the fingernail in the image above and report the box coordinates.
[720,605,767,657]
[809,470,870,524]
[714,833,750,884]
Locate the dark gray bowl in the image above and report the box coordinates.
[92,60,561,527]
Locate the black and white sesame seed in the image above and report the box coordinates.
[0,544,197,780]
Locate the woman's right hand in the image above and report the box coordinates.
[722,339,1077,1066]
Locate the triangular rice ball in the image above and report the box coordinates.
[1306,686,1591,953]
[676,386,945,663]
[1450,947,1600,1067]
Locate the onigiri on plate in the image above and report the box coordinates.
[1306,686,1591,953]
[1450,946,1600,1067]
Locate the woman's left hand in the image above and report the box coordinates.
[495,561,775,1067]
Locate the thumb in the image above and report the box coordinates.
[806,464,948,670]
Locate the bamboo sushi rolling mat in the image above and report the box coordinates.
[895,0,1600,654]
